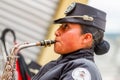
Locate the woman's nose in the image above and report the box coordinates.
[55,29,60,36]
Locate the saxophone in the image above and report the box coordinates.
[1,40,55,80]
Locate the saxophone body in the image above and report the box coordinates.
[1,40,55,80]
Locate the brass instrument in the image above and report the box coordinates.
[1,40,55,80]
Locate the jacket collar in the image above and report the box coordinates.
[57,49,94,64]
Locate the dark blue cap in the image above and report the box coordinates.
[54,2,106,31]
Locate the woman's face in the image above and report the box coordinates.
[54,23,90,54]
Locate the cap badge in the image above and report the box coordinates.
[64,2,76,14]
[82,15,94,21]
[72,68,91,80]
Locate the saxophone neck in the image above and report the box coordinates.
[17,40,55,50]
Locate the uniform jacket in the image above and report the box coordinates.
[32,49,102,80]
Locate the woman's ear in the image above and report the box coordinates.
[82,33,93,47]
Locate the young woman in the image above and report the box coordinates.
[32,2,110,80]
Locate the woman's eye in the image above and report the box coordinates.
[63,24,68,29]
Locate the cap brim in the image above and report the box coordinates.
[54,17,105,31]
[54,17,93,26]
[54,17,82,24]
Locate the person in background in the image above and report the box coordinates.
[32,2,110,80]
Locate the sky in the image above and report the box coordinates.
[88,0,120,34]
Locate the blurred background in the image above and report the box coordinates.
[0,0,120,80]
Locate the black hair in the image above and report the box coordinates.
[81,24,110,55]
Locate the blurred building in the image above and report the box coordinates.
[0,0,59,61]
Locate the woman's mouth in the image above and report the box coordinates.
[54,39,60,44]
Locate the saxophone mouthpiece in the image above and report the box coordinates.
[40,40,56,46]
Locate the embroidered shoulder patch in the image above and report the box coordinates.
[72,68,91,80]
